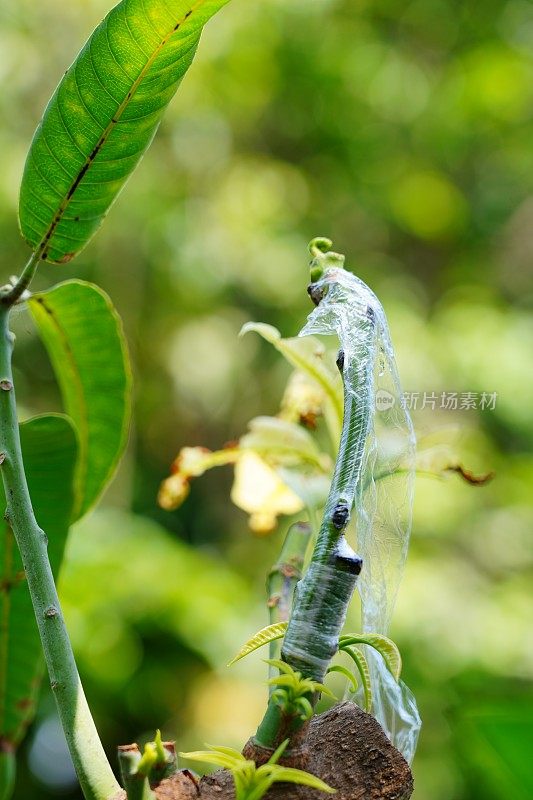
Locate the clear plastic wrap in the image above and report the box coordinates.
[300,266,421,763]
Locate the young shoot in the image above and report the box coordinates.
[180,739,336,800]
[118,731,178,800]
[266,659,336,722]
[229,622,402,717]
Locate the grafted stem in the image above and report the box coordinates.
[254,243,373,750]
[0,300,120,800]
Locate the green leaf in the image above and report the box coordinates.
[0,415,77,749]
[19,0,230,264]
[261,766,336,794]
[264,657,293,675]
[179,749,243,771]
[340,646,372,713]
[294,696,314,720]
[181,742,336,799]
[207,745,246,761]
[452,692,533,800]
[228,623,289,666]
[29,280,131,520]
[154,730,166,765]
[268,740,289,766]
[326,664,358,693]
[339,633,402,681]
[266,674,298,688]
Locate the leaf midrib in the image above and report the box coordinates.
[37,0,207,260]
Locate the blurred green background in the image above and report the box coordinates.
[1,0,532,797]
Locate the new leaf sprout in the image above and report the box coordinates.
[266,659,336,721]
[180,738,336,800]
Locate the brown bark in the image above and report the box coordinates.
[136,702,413,800]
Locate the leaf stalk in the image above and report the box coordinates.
[0,251,41,307]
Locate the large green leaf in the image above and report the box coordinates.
[29,280,131,519]
[452,692,533,800]
[0,414,77,748]
[18,0,230,264]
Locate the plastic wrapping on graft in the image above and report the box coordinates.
[281,562,359,682]
[300,267,421,761]
[363,655,421,764]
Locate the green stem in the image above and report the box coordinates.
[0,748,15,800]
[0,251,41,307]
[0,303,120,800]
[267,522,310,680]
[255,247,374,749]
[118,747,155,800]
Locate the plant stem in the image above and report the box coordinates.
[266,522,310,680]
[0,749,15,800]
[0,251,41,307]
[0,303,120,800]
[255,260,375,749]
[118,747,155,800]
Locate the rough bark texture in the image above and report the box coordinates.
[135,702,413,800]
[111,771,199,800]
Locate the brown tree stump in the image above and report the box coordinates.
[123,702,413,800]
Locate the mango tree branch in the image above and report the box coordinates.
[0,302,120,800]
[254,242,373,750]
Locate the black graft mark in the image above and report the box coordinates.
[331,502,350,530]
[337,553,363,575]
[333,537,363,575]
[307,282,324,306]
